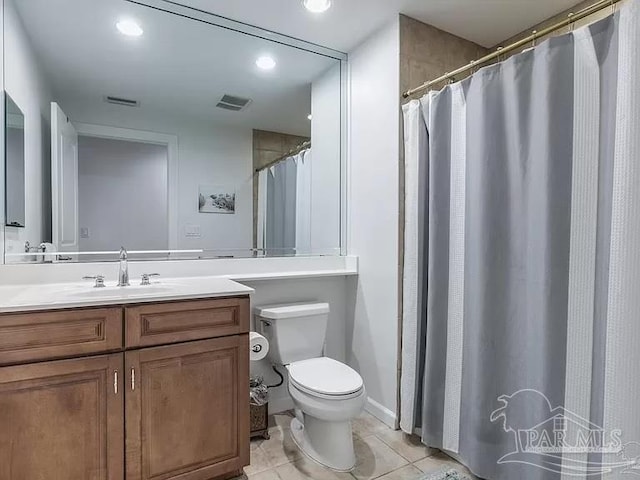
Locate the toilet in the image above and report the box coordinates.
[255,302,366,472]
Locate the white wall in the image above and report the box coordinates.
[3,0,53,259]
[346,19,401,426]
[64,102,254,254]
[78,136,169,251]
[310,64,342,255]
[175,122,252,254]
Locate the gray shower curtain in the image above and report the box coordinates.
[266,158,297,256]
[402,2,640,480]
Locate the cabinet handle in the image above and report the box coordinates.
[114,370,118,394]
[131,367,136,391]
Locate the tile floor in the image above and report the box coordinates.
[244,411,480,480]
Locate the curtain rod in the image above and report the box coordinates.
[255,140,311,173]
[403,0,623,99]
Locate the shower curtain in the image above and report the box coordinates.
[401,2,640,480]
[257,169,268,251]
[295,149,313,255]
[266,158,297,256]
[259,149,312,256]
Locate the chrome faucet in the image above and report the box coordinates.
[118,247,130,287]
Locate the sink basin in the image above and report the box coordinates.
[68,285,174,298]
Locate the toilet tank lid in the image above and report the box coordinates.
[255,302,330,320]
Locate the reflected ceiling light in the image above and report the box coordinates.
[256,55,277,70]
[303,0,332,13]
[116,19,144,37]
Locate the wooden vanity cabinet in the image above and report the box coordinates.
[0,296,250,480]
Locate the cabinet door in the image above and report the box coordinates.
[0,354,124,480]
[126,335,249,480]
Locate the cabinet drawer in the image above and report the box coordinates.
[0,308,123,365]
[125,297,249,348]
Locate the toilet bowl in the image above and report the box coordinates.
[287,357,366,471]
[255,303,366,472]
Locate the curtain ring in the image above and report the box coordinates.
[568,12,575,32]
[496,46,504,63]
[532,30,538,48]
[567,12,576,33]
[611,0,615,14]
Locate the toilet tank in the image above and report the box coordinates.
[255,302,330,365]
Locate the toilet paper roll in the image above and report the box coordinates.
[249,332,269,362]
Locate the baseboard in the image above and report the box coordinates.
[365,397,397,428]
[269,395,295,414]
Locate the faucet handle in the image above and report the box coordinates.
[83,275,106,288]
[140,273,160,286]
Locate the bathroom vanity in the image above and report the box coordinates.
[0,283,252,480]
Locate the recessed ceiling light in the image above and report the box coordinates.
[256,55,276,70]
[303,0,332,13]
[116,19,143,37]
[307,114,313,120]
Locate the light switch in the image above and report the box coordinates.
[80,227,90,238]
[185,224,201,238]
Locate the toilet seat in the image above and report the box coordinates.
[288,357,364,400]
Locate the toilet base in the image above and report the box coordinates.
[290,416,357,472]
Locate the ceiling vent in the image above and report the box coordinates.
[104,95,140,107]
[216,94,252,112]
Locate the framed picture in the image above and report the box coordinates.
[199,185,236,214]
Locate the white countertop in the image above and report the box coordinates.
[0,276,254,313]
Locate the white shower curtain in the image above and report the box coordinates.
[295,149,312,255]
[402,2,640,480]
[257,169,268,254]
[258,149,313,256]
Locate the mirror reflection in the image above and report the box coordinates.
[3,0,343,263]
[5,94,25,229]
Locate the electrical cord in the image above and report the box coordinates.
[267,365,284,388]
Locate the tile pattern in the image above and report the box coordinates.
[399,15,489,96]
[243,411,480,480]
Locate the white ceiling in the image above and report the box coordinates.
[13,0,340,137]
[12,0,581,137]
[179,0,582,50]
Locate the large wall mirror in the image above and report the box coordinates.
[2,0,345,263]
